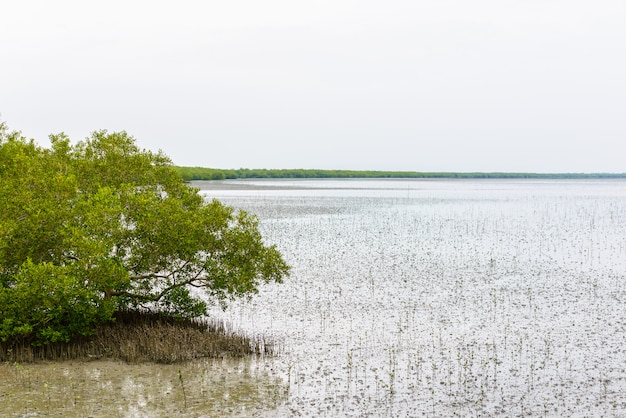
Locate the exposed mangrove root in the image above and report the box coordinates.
[0,311,275,364]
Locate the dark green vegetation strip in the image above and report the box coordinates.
[175,167,626,181]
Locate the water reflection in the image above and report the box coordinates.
[0,357,287,417]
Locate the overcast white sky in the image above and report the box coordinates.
[1,0,625,172]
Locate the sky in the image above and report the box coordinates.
[1,0,625,172]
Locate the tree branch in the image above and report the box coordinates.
[107,265,205,303]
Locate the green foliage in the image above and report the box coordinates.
[0,261,115,345]
[0,123,289,346]
[174,166,626,181]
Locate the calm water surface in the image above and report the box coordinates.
[200,179,626,417]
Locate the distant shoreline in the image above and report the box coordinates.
[174,166,626,181]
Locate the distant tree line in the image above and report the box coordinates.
[174,167,626,181]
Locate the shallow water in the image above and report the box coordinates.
[4,179,626,417]
[0,357,286,417]
[200,179,626,416]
